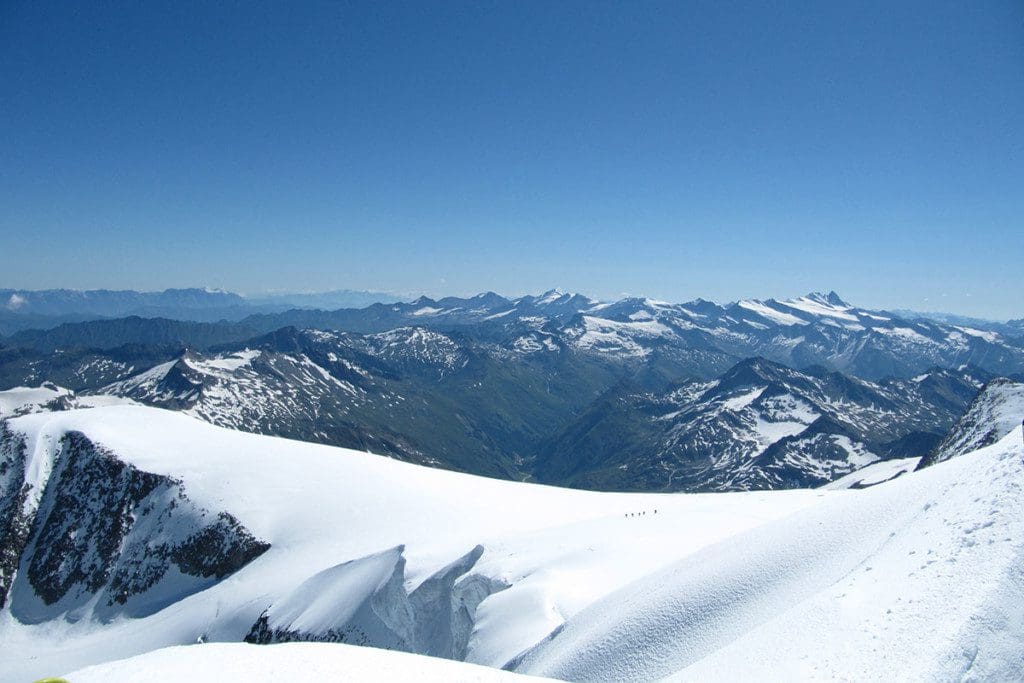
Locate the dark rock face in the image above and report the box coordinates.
[26,432,164,607]
[878,431,943,460]
[0,423,32,607]
[170,512,270,580]
[0,427,269,623]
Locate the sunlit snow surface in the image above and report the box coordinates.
[0,385,73,416]
[1,406,1021,681]
[65,642,549,683]
[0,406,819,681]
[515,428,1024,681]
[823,456,921,489]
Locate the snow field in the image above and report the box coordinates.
[64,641,551,682]
[2,406,1021,681]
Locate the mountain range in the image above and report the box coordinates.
[2,289,1022,492]
[5,290,1023,379]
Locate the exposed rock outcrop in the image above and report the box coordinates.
[0,424,269,622]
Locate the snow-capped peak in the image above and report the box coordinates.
[535,288,569,305]
[803,290,850,307]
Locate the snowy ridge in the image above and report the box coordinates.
[919,378,1024,469]
[514,427,1024,681]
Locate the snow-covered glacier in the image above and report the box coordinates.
[0,403,1021,681]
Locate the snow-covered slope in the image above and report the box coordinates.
[0,405,820,681]
[2,405,1022,682]
[822,456,920,489]
[919,378,1024,469]
[0,383,74,417]
[0,383,135,418]
[514,427,1024,681]
[64,642,548,683]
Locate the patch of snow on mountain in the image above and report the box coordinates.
[109,359,179,393]
[955,326,999,343]
[780,296,859,322]
[737,300,807,326]
[829,434,878,469]
[720,387,766,412]
[482,308,517,320]
[412,306,444,316]
[512,335,544,354]
[753,417,810,444]
[0,385,73,417]
[572,316,673,357]
[824,457,921,490]
[192,349,261,372]
[876,326,934,343]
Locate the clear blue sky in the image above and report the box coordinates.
[2,1,1022,318]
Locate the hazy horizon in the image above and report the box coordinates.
[0,283,1018,322]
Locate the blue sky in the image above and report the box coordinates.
[2,1,1022,318]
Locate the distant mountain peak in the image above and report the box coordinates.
[536,288,569,304]
[247,326,309,353]
[804,291,849,307]
[714,356,791,392]
[467,291,510,307]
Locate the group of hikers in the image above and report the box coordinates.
[625,509,657,518]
